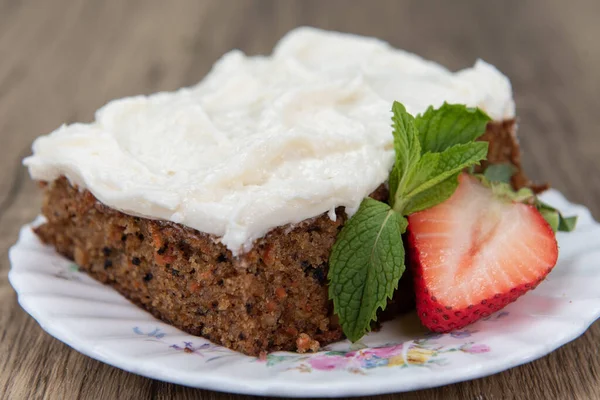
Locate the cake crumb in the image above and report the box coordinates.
[296,333,320,353]
[73,247,88,266]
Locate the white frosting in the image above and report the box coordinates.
[24,27,515,255]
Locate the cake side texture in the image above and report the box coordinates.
[35,178,388,356]
[477,119,546,192]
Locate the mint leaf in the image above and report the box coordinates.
[415,103,491,154]
[388,166,400,206]
[391,103,489,213]
[391,101,420,182]
[484,163,517,184]
[328,198,407,342]
[402,142,488,201]
[403,173,459,215]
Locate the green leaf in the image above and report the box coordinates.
[475,181,579,233]
[390,103,489,212]
[415,103,491,154]
[391,101,421,181]
[403,172,460,215]
[388,166,399,208]
[474,173,536,203]
[540,209,560,232]
[401,141,488,202]
[328,198,407,342]
[559,216,578,232]
[536,201,578,232]
[488,181,535,203]
[483,163,517,184]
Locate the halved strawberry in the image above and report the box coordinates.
[407,173,558,332]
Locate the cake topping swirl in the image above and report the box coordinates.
[24,27,515,255]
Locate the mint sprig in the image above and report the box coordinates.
[402,172,460,215]
[415,103,491,153]
[328,102,490,342]
[390,103,489,213]
[328,199,407,342]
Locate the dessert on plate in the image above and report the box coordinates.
[23,27,570,356]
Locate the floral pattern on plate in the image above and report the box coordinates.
[131,325,492,374]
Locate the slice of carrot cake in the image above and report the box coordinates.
[23,27,532,356]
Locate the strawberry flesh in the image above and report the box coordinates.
[407,173,558,332]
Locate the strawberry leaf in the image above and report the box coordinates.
[483,163,517,184]
[559,215,577,232]
[539,208,560,232]
[476,174,579,233]
[328,198,407,342]
[490,182,535,203]
[536,200,578,233]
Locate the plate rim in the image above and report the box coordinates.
[8,189,600,397]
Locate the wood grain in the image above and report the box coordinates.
[1,1,599,399]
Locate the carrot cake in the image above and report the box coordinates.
[23,27,532,356]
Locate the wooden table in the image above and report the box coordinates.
[1,1,599,399]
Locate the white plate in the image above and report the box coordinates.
[8,189,600,397]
